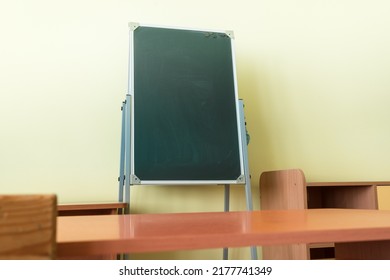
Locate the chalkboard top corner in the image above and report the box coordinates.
[225,30,234,39]
[128,22,140,31]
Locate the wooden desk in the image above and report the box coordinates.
[306,181,390,209]
[57,202,127,216]
[307,181,390,187]
[57,209,390,259]
[259,169,390,259]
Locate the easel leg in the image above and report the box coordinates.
[118,101,126,213]
[223,184,230,260]
[121,95,132,260]
[124,94,132,214]
[239,100,258,260]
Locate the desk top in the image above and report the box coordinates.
[57,202,127,211]
[307,181,390,187]
[57,209,390,257]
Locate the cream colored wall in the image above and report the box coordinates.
[1,0,390,259]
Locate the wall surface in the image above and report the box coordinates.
[1,0,390,259]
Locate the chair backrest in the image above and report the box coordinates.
[259,169,307,210]
[0,194,57,259]
[259,169,308,259]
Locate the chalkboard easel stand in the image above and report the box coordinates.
[118,98,257,260]
[117,23,257,260]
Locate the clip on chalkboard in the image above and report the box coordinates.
[117,23,257,259]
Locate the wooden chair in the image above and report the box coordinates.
[0,194,57,259]
[259,169,308,259]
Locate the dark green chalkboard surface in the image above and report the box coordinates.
[131,25,243,182]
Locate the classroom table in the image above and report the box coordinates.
[56,208,390,259]
[57,202,127,216]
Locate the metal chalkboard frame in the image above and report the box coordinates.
[131,23,244,185]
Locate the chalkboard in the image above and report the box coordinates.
[130,24,244,183]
